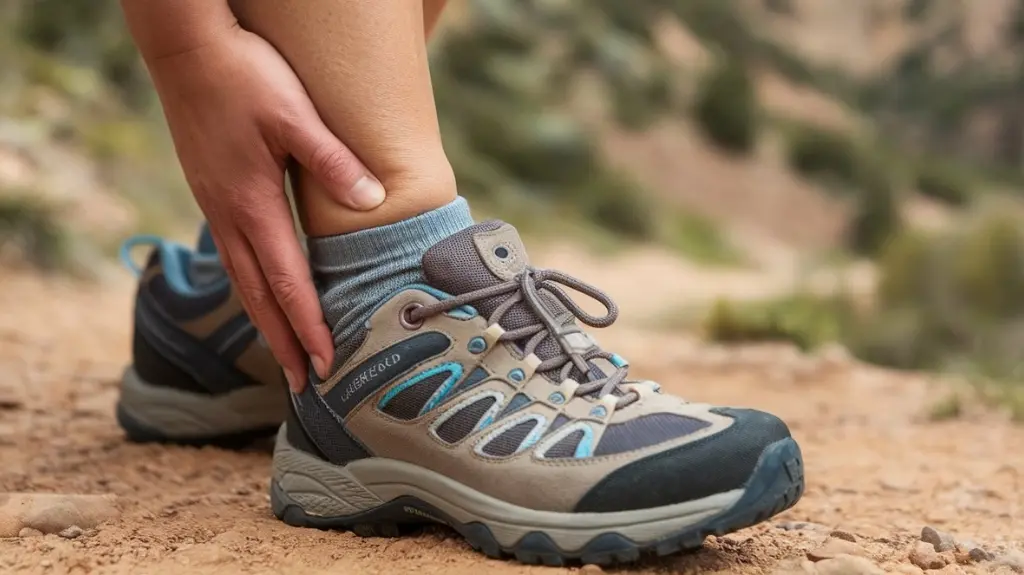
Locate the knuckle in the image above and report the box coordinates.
[266,271,304,307]
[308,144,360,185]
[241,282,274,316]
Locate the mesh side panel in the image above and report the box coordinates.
[546,414,571,436]
[497,393,531,419]
[436,397,496,443]
[381,372,450,420]
[482,419,538,457]
[593,414,711,457]
[545,430,585,459]
[451,367,489,396]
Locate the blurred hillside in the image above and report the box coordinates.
[4,0,1024,396]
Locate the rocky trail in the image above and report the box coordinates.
[0,252,1022,575]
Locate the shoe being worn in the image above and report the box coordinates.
[116,226,286,446]
[272,221,804,565]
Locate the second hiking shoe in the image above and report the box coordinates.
[116,226,286,446]
[272,221,804,565]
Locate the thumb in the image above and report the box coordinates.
[281,112,385,211]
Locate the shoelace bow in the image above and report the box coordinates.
[408,268,639,409]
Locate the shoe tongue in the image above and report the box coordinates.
[423,221,598,381]
[422,220,531,294]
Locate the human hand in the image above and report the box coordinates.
[146,25,383,392]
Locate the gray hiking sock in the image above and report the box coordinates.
[308,197,474,370]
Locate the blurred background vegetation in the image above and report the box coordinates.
[5,0,1024,405]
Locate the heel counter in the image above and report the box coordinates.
[286,392,330,461]
[132,267,257,395]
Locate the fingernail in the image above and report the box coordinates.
[284,368,301,392]
[311,353,331,380]
[349,176,386,210]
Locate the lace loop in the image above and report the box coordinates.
[409,267,638,410]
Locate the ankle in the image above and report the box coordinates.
[296,161,458,237]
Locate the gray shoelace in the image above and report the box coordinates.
[408,268,639,409]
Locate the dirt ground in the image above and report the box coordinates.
[1,254,1022,575]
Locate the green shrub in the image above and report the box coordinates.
[702,294,854,351]
[847,175,901,256]
[915,162,972,206]
[0,195,68,270]
[660,210,741,265]
[693,58,759,154]
[578,173,657,240]
[786,124,862,186]
[763,0,795,16]
[950,213,1024,320]
[454,90,598,187]
[876,230,936,308]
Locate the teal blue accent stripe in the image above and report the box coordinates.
[575,425,595,458]
[377,362,463,414]
[420,363,464,415]
[519,418,546,452]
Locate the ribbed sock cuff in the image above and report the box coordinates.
[307,196,473,267]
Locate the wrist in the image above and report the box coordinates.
[120,0,238,62]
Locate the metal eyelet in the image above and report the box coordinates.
[400,302,424,330]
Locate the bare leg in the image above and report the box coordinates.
[229,0,455,237]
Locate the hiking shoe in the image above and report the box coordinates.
[270,221,804,565]
[116,225,286,446]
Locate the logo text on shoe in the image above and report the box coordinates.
[343,353,401,402]
[323,332,452,418]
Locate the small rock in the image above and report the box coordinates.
[0,390,22,411]
[920,526,956,552]
[580,565,604,575]
[17,527,42,537]
[968,547,995,562]
[808,538,870,561]
[58,525,83,539]
[814,555,884,575]
[778,521,826,531]
[909,541,948,570]
[0,493,119,537]
[830,529,858,542]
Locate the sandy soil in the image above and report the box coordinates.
[0,257,1022,575]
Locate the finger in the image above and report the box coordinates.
[219,226,310,393]
[241,185,336,382]
[276,108,385,211]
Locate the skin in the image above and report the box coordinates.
[120,0,452,391]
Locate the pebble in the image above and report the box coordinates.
[779,521,825,531]
[829,529,858,542]
[580,565,604,575]
[909,541,948,570]
[815,555,884,575]
[17,527,42,537]
[59,525,83,539]
[0,389,22,411]
[808,538,871,561]
[968,547,995,562]
[920,526,956,552]
[0,493,119,537]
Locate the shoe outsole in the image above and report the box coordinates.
[115,402,279,449]
[269,437,804,566]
